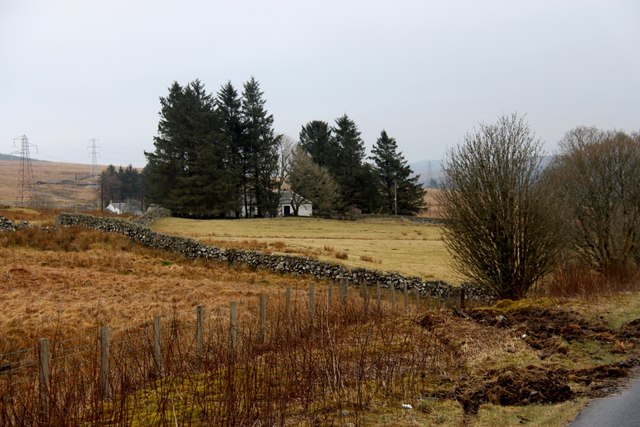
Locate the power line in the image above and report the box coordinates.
[12,135,38,207]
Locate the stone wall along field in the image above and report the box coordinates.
[55,212,492,301]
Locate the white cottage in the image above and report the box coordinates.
[106,202,128,215]
[237,190,313,217]
[278,190,312,217]
[105,201,143,215]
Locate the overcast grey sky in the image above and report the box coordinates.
[1,0,638,167]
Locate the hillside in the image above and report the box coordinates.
[0,159,103,209]
[0,153,21,161]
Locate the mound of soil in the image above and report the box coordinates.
[455,363,629,415]
[465,306,609,339]
[456,366,572,414]
[431,305,640,414]
[418,311,449,330]
[462,305,620,359]
[620,318,640,339]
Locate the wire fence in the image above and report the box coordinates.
[0,279,471,426]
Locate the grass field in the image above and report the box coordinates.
[152,216,459,283]
[0,228,320,352]
[3,219,640,425]
[421,187,443,218]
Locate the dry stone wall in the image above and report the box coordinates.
[56,213,492,301]
[132,205,172,227]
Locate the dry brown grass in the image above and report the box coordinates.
[0,206,124,224]
[0,227,319,352]
[2,225,638,425]
[535,261,640,300]
[427,311,538,372]
[421,188,443,219]
[0,206,54,223]
[1,226,466,424]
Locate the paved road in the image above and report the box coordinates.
[571,377,640,427]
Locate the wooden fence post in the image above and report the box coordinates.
[362,281,370,315]
[403,284,409,314]
[446,290,454,309]
[285,288,292,328]
[153,316,163,378]
[309,284,316,325]
[340,277,348,307]
[230,302,238,350]
[415,288,420,311]
[196,306,204,360]
[100,325,110,399]
[391,286,397,313]
[259,294,267,343]
[459,288,466,310]
[38,338,50,423]
[376,283,382,312]
[328,281,334,307]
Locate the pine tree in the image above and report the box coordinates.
[299,121,338,170]
[216,81,245,216]
[371,130,424,215]
[117,165,143,203]
[241,77,281,217]
[166,80,218,215]
[331,115,376,211]
[99,165,121,207]
[144,81,185,208]
[145,80,234,217]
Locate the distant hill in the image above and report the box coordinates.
[0,153,48,162]
[0,153,20,161]
[0,158,96,208]
[410,156,553,188]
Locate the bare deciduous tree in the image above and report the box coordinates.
[543,127,640,275]
[437,114,561,299]
[277,136,295,184]
[289,146,339,216]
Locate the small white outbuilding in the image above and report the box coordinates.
[279,190,312,217]
[106,202,128,215]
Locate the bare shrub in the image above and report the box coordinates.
[437,114,562,299]
[535,260,640,299]
[543,127,640,276]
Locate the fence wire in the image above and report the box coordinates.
[1,282,463,424]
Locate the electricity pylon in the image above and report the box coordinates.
[13,135,38,207]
